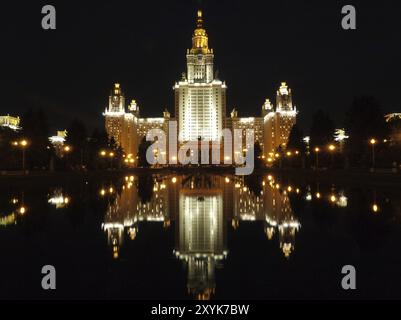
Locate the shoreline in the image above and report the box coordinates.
[0,167,400,187]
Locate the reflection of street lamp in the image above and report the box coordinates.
[370,139,377,169]
[314,147,320,170]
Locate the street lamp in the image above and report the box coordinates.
[12,140,29,171]
[109,152,115,169]
[314,147,320,170]
[328,144,336,168]
[63,145,72,165]
[370,139,377,170]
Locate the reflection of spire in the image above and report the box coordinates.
[174,175,228,300]
[263,180,301,259]
[102,176,170,259]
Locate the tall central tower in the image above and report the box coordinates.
[174,10,227,143]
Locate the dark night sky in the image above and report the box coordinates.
[1,0,400,133]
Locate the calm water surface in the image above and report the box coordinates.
[1,173,401,299]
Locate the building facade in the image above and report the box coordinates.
[103,11,298,166]
[174,10,226,143]
[0,115,20,131]
[263,82,297,156]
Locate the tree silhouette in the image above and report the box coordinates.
[345,96,389,166]
[309,109,335,148]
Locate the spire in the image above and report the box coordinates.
[196,9,204,28]
[191,9,210,54]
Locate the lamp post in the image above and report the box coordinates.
[328,144,336,168]
[13,140,29,171]
[370,139,377,170]
[63,145,72,166]
[314,147,320,170]
[109,152,115,169]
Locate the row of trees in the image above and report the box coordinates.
[0,109,123,171]
[284,96,399,169]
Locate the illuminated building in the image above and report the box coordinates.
[102,10,298,164]
[0,115,20,131]
[334,128,349,153]
[228,109,264,150]
[103,84,138,157]
[49,130,67,156]
[103,84,170,162]
[263,83,298,155]
[174,10,226,143]
[385,113,401,144]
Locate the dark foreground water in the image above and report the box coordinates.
[0,173,401,300]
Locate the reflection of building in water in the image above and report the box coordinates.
[232,178,264,226]
[102,176,170,259]
[263,185,300,259]
[101,174,301,297]
[48,188,70,209]
[174,175,228,300]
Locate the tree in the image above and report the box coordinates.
[20,108,53,170]
[0,127,20,170]
[287,124,305,153]
[254,141,264,169]
[345,96,389,166]
[310,109,335,148]
[137,137,152,168]
[66,119,87,169]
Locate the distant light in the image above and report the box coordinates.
[372,204,380,213]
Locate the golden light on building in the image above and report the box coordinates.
[328,144,336,152]
[316,192,321,199]
[372,204,380,213]
[314,147,320,153]
[370,138,377,145]
[225,177,230,184]
[172,177,177,184]
[330,195,337,203]
[19,206,27,215]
